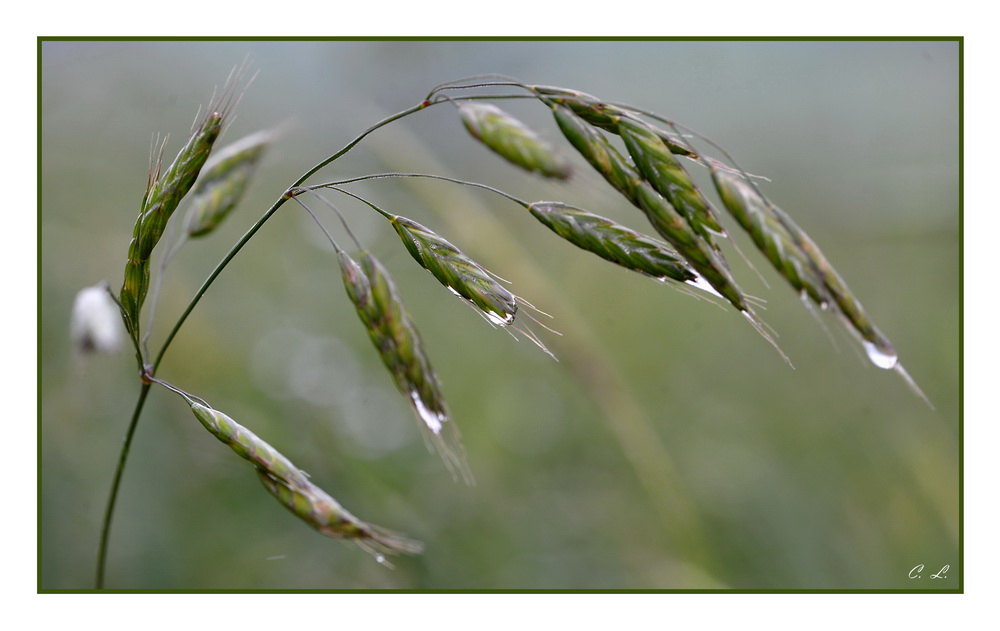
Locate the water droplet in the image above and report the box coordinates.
[484,310,515,326]
[683,275,724,299]
[375,553,386,565]
[862,340,898,370]
[410,391,444,434]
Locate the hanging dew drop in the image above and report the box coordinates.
[862,340,898,370]
[683,275,724,299]
[410,391,444,434]
[484,310,514,326]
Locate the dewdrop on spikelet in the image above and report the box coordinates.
[526,201,722,299]
[389,215,518,326]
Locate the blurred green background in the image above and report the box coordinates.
[40,40,959,590]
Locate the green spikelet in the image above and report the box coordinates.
[710,168,899,365]
[633,181,751,313]
[120,109,225,340]
[338,250,473,484]
[711,168,831,308]
[187,400,423,559]
[184,128,275,238]
[551,104,642,202]
[618,115,727,247]
[534,85,697,157]
[527,201,714,292]
[459,102,571,179]
[389,215,517,326]
[550,104,748,313]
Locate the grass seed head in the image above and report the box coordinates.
[552,104,642,203]
[534,85,698,158]
[533,85,628,133]
[634,181,749,313]
[189,401,311,488]
[185,399,422,559]
[711,168,832,308]
[459,102,571,179]
[390,215,517,326]
[527,201,709,289]
[184,128,275,238]
[120,108,226,339]
[338,250,474,484]
[709,167,907,374]
[618,116,726,245]
[255,470,424,560]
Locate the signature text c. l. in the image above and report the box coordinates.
[908,564,950,579]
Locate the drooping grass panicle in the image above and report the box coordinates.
[549,105,748,309]
[338,249,474,485]
[544,101,791,360]
[458,101,572,179]
[557,85,929,398]
[184,128,278,238]
[183,396,422,561]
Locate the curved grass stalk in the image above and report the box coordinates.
[98,97,448,588]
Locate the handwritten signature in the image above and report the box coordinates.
[908,564,950,580]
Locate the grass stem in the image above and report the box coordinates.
[95,382,151,589]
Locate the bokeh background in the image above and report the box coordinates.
[40,40,959,590]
